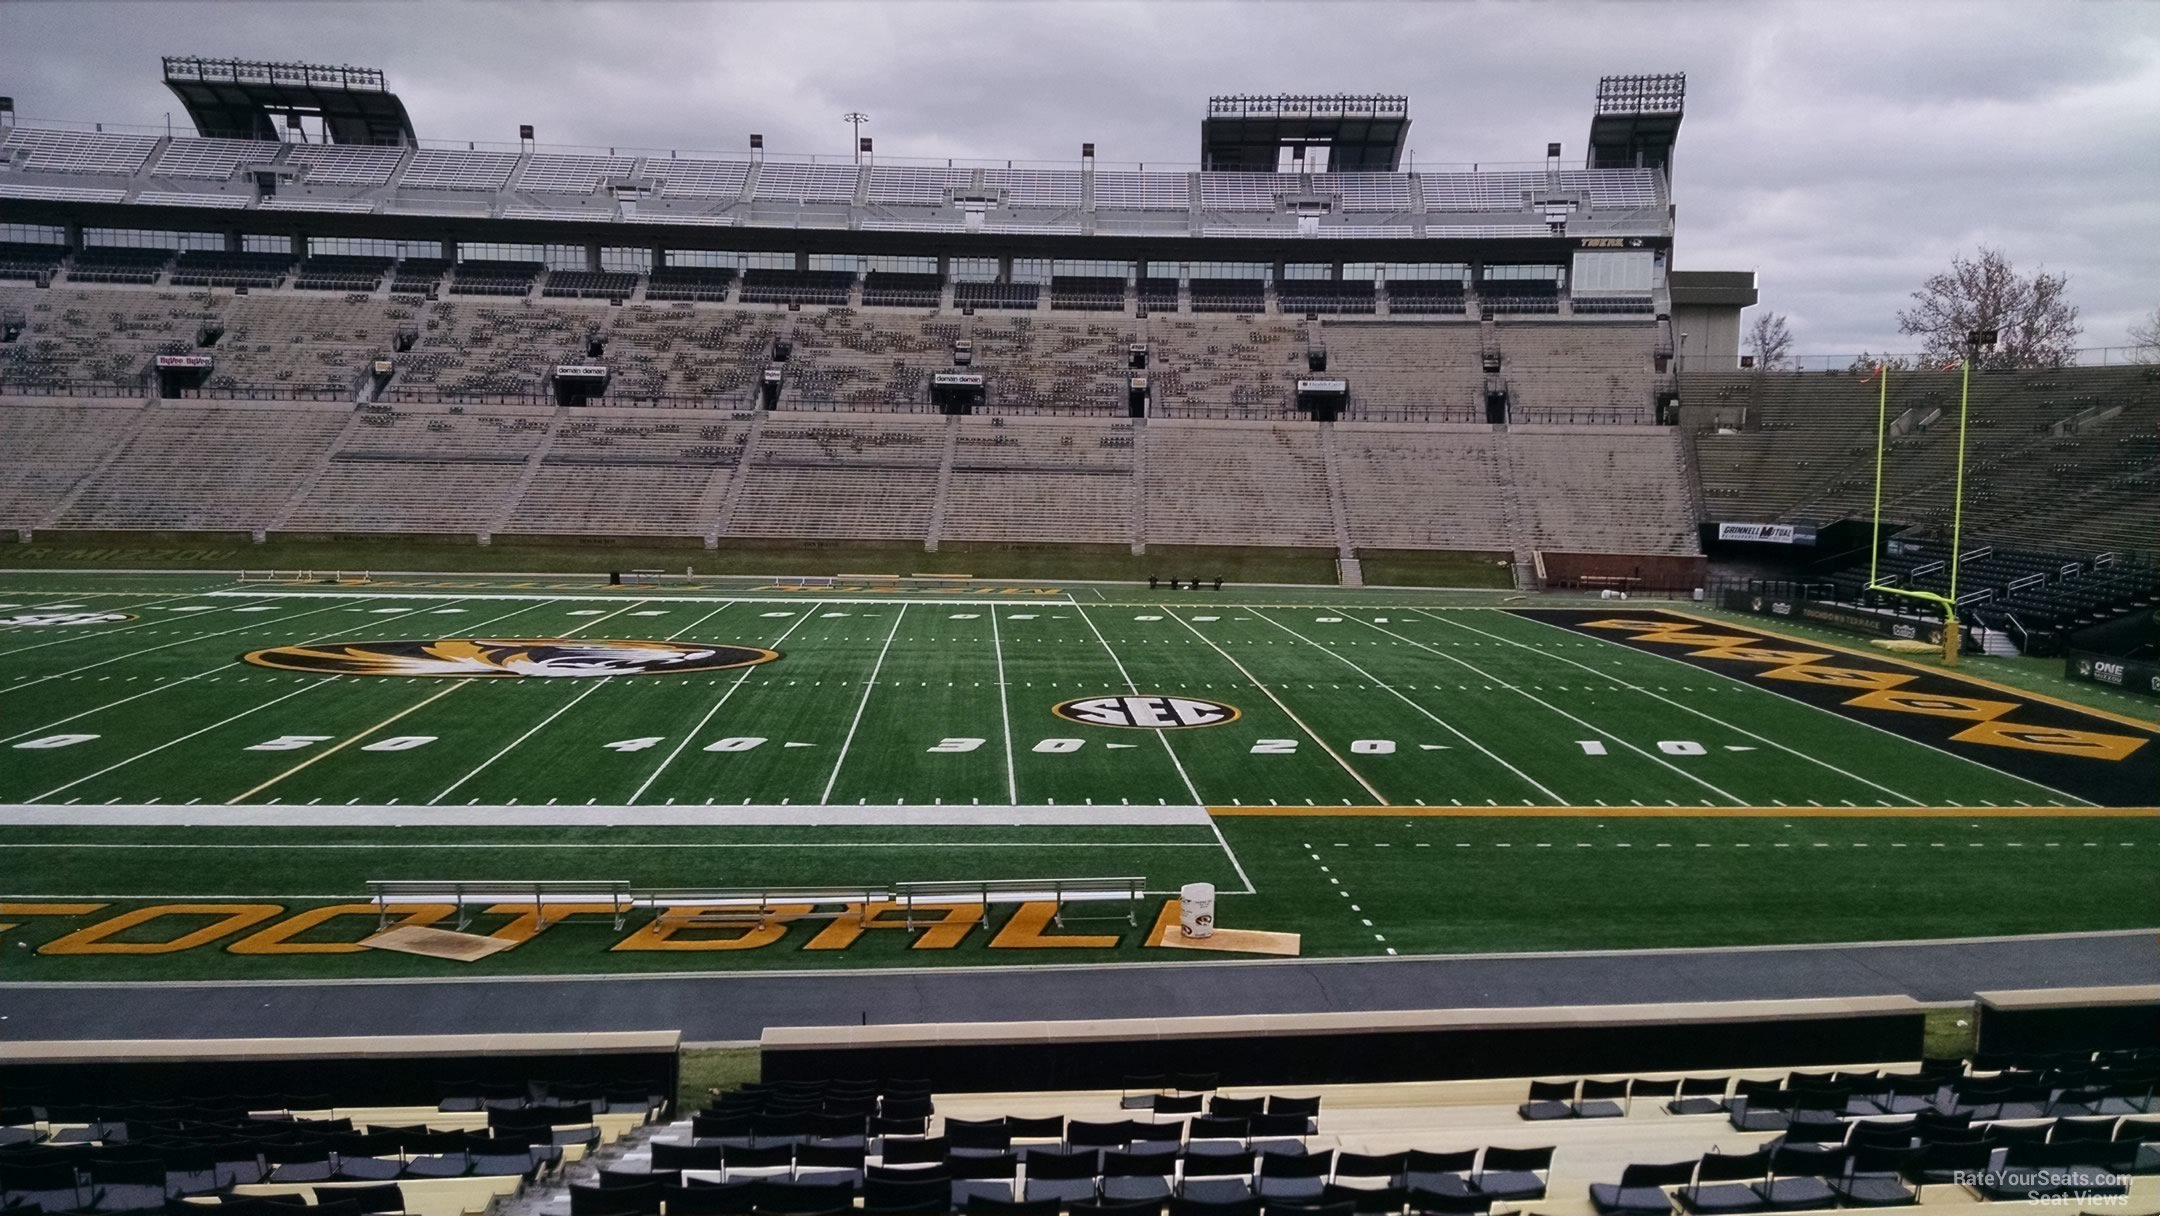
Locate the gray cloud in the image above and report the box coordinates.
[4,0,2157,352]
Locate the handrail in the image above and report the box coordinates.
[365,879,633,931]
[366,876,1149,933]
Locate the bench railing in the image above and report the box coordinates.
[365,877,1150,934]
[365,879,635,931]
[892,876,1148,928]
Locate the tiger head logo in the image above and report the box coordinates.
[243,637,779,678]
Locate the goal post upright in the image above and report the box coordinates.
[1861,354,1973,667]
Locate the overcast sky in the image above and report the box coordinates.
[5,0,2157,353]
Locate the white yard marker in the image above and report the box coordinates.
[423,601,674,805]
[820,604,909,805]
[1352,610,1745,806]
[0,596,360,698]
[1166,608,1387,805]
[627,606,822,804]
[1249,608,1559,805]
[31,680,338,802]
[989,603,1018,804]
[1425,609,1951,807]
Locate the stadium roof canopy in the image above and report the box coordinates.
[1201,94,1410,173]
[162,56,417,147]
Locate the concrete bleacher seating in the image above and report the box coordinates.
[0,399,145,527]
[1333,423,1517,551]
[1508,427,1699,556]
[1,284,224,386]
[1500,323,1658,422]
[1143,419,1337,547]
[968,315,1129,414]
[1145,317,1303,417]
[56,402,348,529]
[729,412,944,541]
[1687,365,2160,559]
[501,409,752,537]
[205,292,414,394]
[1322,322,1485,417]
[0,285,1715,565]
[782,310,949,410]
[944,416,1137,545]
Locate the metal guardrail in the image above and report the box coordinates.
[633,887,887,928]
[366,877,1150,934]
[893,877,1148,929]
[366,879,634,931]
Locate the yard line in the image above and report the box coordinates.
[1345,611,1746,806]
[819,605,909,805]
[30,680,338,802]
[224,682,471,804]
[1426,609,1937,807]
[0,596,495,746]
[1071,602,1203,805]
[0,596,361,696]
[1207,816,1258,895]
[424,601,666,804]
[1247,608,1562,804]
[1160,607,1387,805]
[989,603,1019,804]
[0,589,246,656]
[622,606,821,805]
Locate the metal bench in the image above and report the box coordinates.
[366,879,635,931]
[893,877,1148,928]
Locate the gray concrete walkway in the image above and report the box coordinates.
[3,929,2152,1043]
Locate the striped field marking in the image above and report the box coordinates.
[1209,805,2160,818]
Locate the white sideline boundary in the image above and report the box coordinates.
[200,590,1080,607]
[0,803,1214,827]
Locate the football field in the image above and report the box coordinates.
[2,572,2155,982]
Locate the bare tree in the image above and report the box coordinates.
[1896,247,2080,369]
[1745,310,1794,369]
[2129,306,2160,364]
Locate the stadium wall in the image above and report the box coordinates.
[761,998,1937,1091]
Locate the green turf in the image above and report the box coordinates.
[2,571,2154,982]
[1354,548,1517,589]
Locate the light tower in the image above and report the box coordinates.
[843,112,870,162]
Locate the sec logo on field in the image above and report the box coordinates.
[1052,695,1241,730]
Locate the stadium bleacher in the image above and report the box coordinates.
[1687,365,2160,560]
